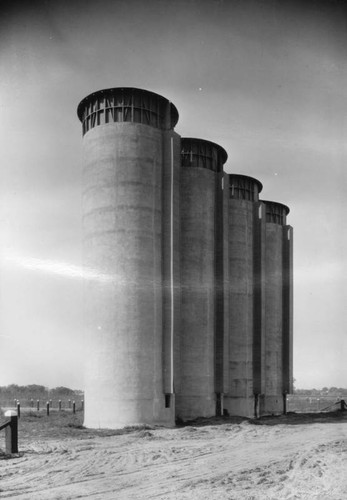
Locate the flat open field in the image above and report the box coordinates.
[1,410,347,499]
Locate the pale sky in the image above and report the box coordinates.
[0,0,346,390]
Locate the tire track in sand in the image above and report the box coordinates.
[1,422,347,499]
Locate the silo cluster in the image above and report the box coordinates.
[77,87,293,428]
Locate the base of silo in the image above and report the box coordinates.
[83,396,175,429]
[262,395,283,416]
[224,396,254,418]
[175,394,216,421]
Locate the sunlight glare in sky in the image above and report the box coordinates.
[2,254,112,283]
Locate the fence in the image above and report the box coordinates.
[1,399,84,456]
[4,399,84,416]
[286,395,346,413]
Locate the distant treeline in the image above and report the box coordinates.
[0,384,84,404]
[1,384,345,402]
[294,387,347,397]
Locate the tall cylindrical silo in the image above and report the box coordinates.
[223,174,265,418]
[261,200,293,415]
[176,138,227,420]
[77,87,180,428]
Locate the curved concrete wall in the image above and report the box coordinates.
[77,87,294,427]
[262,201,290,415]
[176,138,226,420]
[177,168,217,419]
[282,226,294,397]
[223,175,264,418]
[82,121,175,428]
[264,222,284,414]
[228,199,254,416]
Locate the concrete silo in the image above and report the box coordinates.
[223,174,265,418]
[176,138,227,420]
[262,200,293,414]
[77,87,181,428]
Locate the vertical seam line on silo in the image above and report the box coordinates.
[170,136,174,393]
[153,151,157,405]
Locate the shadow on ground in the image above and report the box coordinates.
[251,411,347,426]
[179,411,347,428]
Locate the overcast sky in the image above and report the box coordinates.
[0,0,346,390]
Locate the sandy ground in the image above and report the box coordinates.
[1,412,347,499]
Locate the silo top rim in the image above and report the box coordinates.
[77,87,179,127]
[260,199,290,215]
[228,173,263,193]
[182,137,228,164]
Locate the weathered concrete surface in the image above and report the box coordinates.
[222,176,266,419]
[214,171,225,406]
[252,202,266,401]
[177,167,217,420]
[82,122,174,428]
[224,199,255,418]
[78,87,294,425]
[282,225,294,395]
[264,222,284,415]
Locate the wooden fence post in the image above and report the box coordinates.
[4,410,18,454]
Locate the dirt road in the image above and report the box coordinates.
[1,415,347,499]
